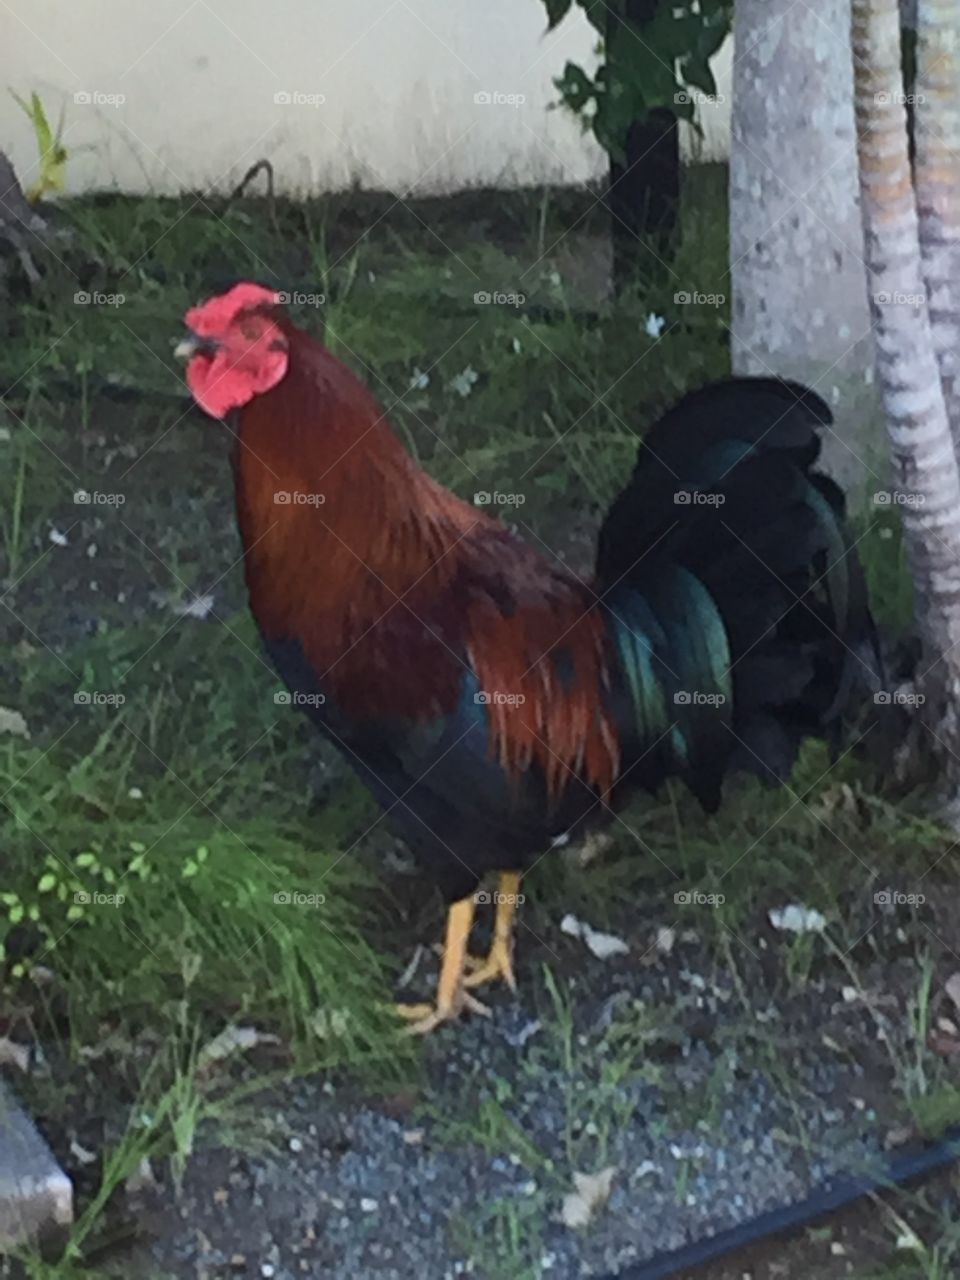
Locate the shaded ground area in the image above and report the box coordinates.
[0,176,958,1279]
[127,931,929,1279]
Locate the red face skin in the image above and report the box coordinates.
[181,283,290,418]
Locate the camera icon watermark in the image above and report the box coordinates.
[274,90,325,107]
[473,289,524,308]
[874,689,925,707]
[274,889,326,906]
[74,690,125,706]
[674,889,725,906]
[473,490,525,507]
[673,690,726,707]
[277,290,325,307]
[674,489,725,506]
[74,889,125,906]
[874,889,925,906]
[74,90,125,108]
[73,290,125,307]
[73,489,125,506]
[874,290,925,308]
[674,90,726,107]
[873,490,925,507]
[474,90,525,107]
[674,290,725,307]
[874,91,925,106]
[474,690,526,707]
[274,490,325,505]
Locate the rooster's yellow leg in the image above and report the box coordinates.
[464,872,521,992]
[395,896,492,1034]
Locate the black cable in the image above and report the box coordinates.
[604,1127,960,1280]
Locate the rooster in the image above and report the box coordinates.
[177,282,876,1033]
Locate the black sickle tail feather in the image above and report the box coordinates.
[597,377,882,808]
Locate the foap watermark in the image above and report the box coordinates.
[674,889,725,906]
[74,290,125,307]
[274,691,326,708]
[674,691,726,707]
[474,490,525,507]
[475,690,526,707]
[273,889,326,907]
[277,290,325,307]
[875,91,925,106]
[874,889,925,907]
[675,90,726,107]
[274,90,326,106]
[674,489,725,507]
[74,690,125,707]
[873,490,925,507]
[874,690,925,707]
[474,290,525,308]
[874,290,926,308]
[274,490,325,506]
[674,290,725,307]
[474,90,526,107]
[74,890,125,907]
[474,888,526,905]
[74,489,125,506]
[74,90,125,108]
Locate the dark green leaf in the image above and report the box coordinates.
[544,0,574,29]
[555,60,597,113]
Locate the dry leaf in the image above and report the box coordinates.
[125,1157,157,1194]
[944,972,960,1015]
[196,1025,279,1072]
[0,1036,30,1072]
[655,926,675,955]
[574,831,614,868]
[560,914,629,960]
[70,1138,97,1166]
[561,1166,617,1229]
[173,594,215,619]
[396,945,423,990]
[928,1031,960,1058]
[768,904,827,934]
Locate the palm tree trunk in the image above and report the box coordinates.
[913,0,960,446]
[853,0,960,804]
[730,0,874,492]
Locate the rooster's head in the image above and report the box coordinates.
[176,281,289,418]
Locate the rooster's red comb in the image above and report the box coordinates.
[184,282,282,336]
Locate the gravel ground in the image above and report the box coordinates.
[132,947,894,1280]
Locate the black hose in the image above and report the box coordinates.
[605,1127,960,1280]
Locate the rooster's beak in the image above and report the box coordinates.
[174,334,218,360]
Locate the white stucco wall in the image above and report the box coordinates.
[2,1,731,196]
